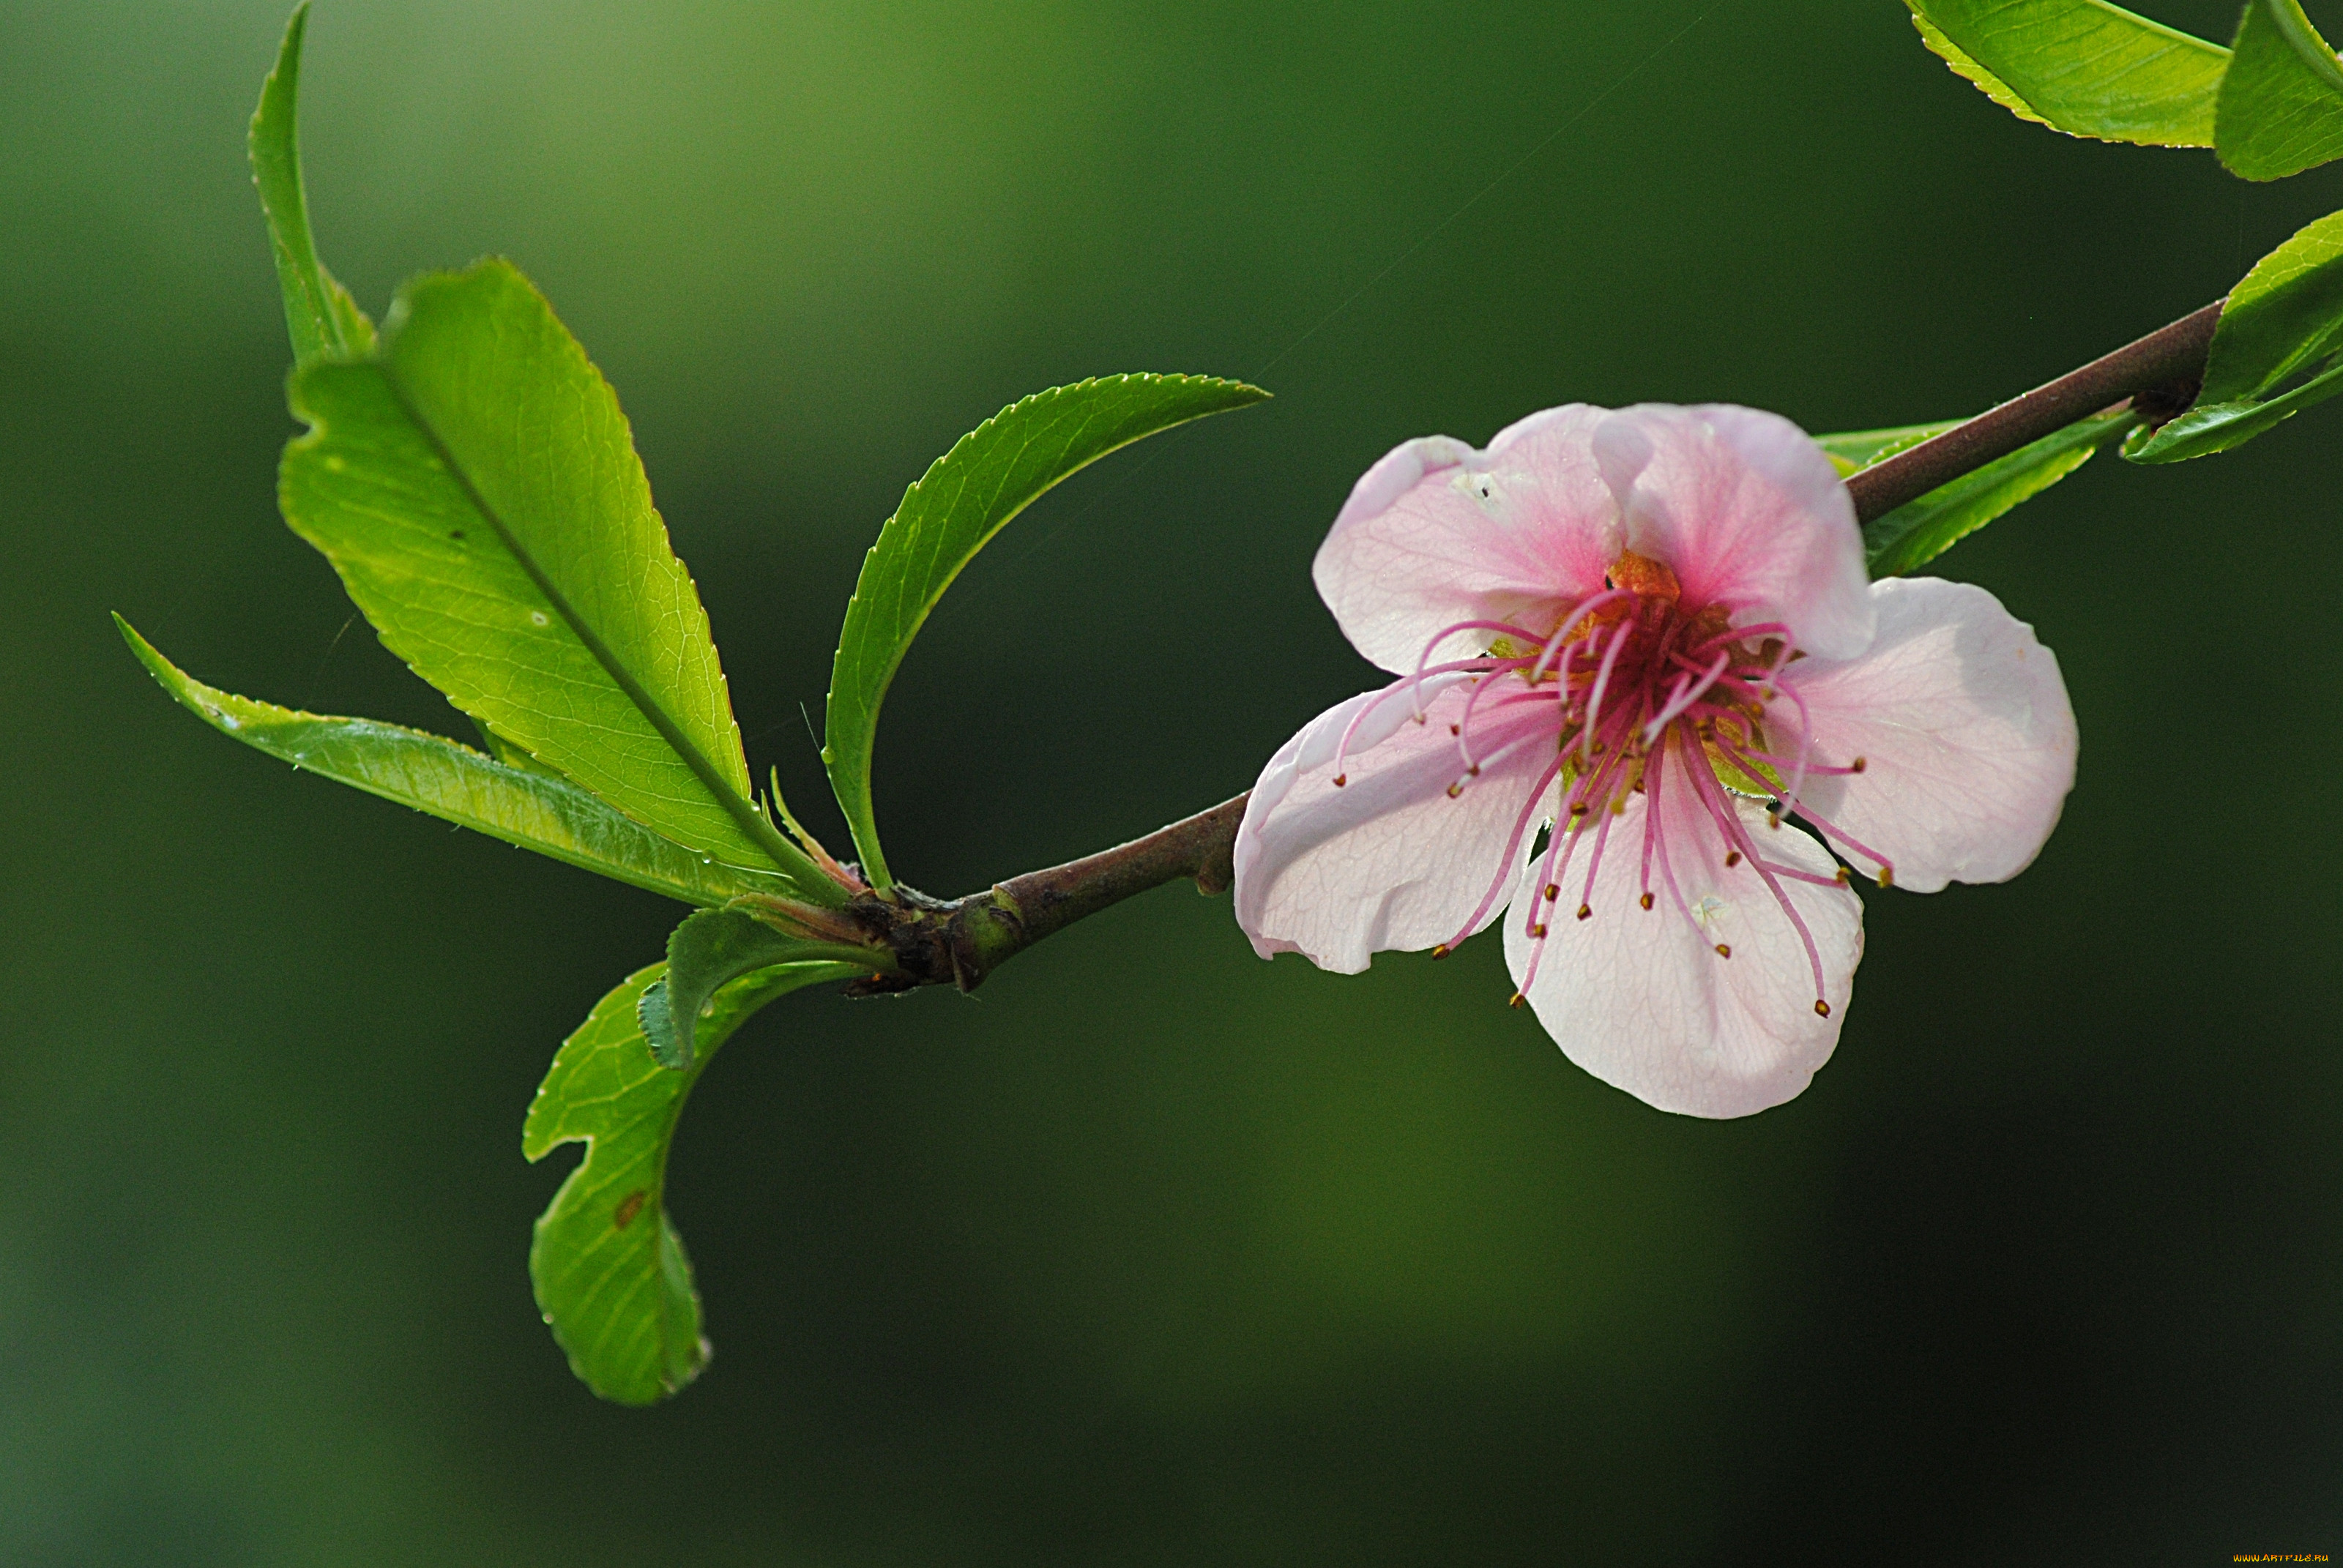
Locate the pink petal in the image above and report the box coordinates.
[1235,678,1557,973]
[1773,576,2077,894]
[1593,405,1874,660]
[1505,745,1863,1118]
[1313,406,1622,674]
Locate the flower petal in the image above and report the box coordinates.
[1313,406,1622,673]
[1236,677,1557,973]
[1595,404,1874,660]
[1771,576,2077,895]
[1505,744,1863,1118]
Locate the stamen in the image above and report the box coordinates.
[1714,944,1730,958]
[1581,621,1634,762]
[1647,742,1713,952]
[1329,662,1506,783]
[1526,798,1576,937]
[1745,856,1852,889]
[1434,756,1562,953]
[1638,731,1666,912]
[1639,892,1655,910]
[1773,795,1899,886]
[1726,741,1866,780]
[1709,731,1898,888]
[1445,729,1544,799]
[1680,742,1832,1008]
[1772,675,1819,818]
[1574,774,1624,922]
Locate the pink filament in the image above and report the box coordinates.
[1438,756,1562,952]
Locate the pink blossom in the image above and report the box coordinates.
[1234,404,2077,1117]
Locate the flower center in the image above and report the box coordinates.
[1330,550,1897,1020]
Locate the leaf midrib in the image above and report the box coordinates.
[377,366,818,890]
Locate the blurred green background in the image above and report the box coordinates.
[4,0,2338,1560]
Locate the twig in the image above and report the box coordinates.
[1844,300,2221,522]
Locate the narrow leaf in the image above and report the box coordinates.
[823,374,1269,887]
[2121,353,2343,458]
[277,258,838,900]
[116,616,800,907]
[524,960,860,1405]
[248,3,373,365]
[2216,0,2343,180]
[642,903,887,1070]
[1861,408,2134,577]
[1907,0,2228,146]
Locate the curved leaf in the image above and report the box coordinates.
[2217,0,2343,180]
[2201,209,2343,401]
[822,374,1268,887]
[525,960,860,1405]
[2124,208,2343,460]
[116,616,800,907]
[278,259,837,900]
[1907,0,2227,146]
[643,903,889,1070]
[248,2,373,365]
[2123,354,2343,459]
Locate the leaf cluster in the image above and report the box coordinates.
[1909,0,2343,181]
[122,5,1263,1404]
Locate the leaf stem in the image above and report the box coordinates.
[1846,299,2222,521]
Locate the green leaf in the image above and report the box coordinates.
[1909,12,2062,129]
[822,374,1269,887]
[2122,352,2343,458]
[2216,0,2343,179]
[2203,208,2343,402]
[642,903,887,1070]
[116,616,802,908]
[1907,0,2228,146]
[277,258,839,901]
[1813,419,1963,477]
[1861,408,2135,577]
[248,3,373,365]
[524,960,860,1405]
[2121,209,2343,459]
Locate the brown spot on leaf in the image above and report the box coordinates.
[613,1190,648,1230]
